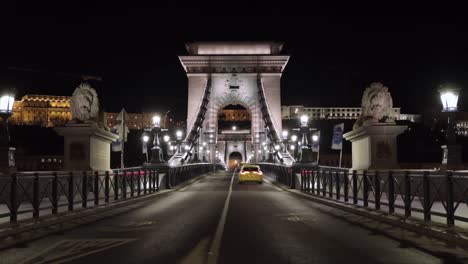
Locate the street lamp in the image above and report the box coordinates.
[142,134,149,162]
[438,84,462,169]
[0,90,16,172]
[163,135,170,143]
[148,115,166,164]
[298,114,314,163]
[176,130,183,152]
[282,130,289,152]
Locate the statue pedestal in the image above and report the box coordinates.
[343,124,406,170]
[55,122,118,171]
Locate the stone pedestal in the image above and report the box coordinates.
[343,123,406,170]
[55,122,118,171]
[441,144,463,170]
[0,147,16,173]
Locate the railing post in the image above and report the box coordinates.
[94,171,99,206]
[10,173,17,223]
[374,171,380,210]
[404,171,411,217]
[156,170,160,191]
[143,170,147,194]
[363,171,369,207]
[33,172,40,219]
[311,170,316,194]
[308,170,312,192]
[105,171,110,203]
[52,172,58,215]
[446,171,455,227]
[122,170,127,199]
[301,169,305,191]
[352,170,358,204]
[328,170,333,198]
[423,171,431,222]
[130,169,135,197]
[335,171,340,200]
[290,167,295,189]
[68,172,74,211]
[114,171,119,201]
[316,170,321,195]
[388,171,395,214]
[322,170,327,197]
[82,171,88,208]
[137,169,142,196]
[343,171,349,203]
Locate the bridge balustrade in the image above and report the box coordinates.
[0,163,219,224]
[259,162,468,228]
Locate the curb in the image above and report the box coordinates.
[264,177,468,248]
[0,172,212,250]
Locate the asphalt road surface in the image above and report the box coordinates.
[0,171,466,264]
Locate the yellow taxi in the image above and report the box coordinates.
[238,164,263,184]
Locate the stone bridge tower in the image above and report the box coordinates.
[177,42,292,166]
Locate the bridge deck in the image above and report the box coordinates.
[0,171,465,263]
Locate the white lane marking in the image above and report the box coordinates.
[263,178,283,191]
[206,170,236,264]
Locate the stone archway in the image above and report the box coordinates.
[228,151,243,170]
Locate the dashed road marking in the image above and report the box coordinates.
[18,238,136,264]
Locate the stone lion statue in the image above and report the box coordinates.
[353,82,394,129]
[70,82,99,122]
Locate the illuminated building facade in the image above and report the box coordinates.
[9,94,163,130]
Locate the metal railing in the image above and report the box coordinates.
[299,168,468,228]
[0,163,217,224]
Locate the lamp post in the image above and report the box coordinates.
[439,85,462,169]
[149,115,167,164]
[202,142,207,162]
[176,130,183,153]
[291,134,298,160]
[0,90,16,173]
[312,133,320,164]
[298,115,314,163]
[142,134,149,162]
[282,130,289,152]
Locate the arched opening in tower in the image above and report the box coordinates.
[217,104,252,164]
[228,151,243,170]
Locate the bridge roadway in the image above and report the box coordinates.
[0,171,463,263]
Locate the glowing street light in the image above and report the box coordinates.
[300,115,309,126]
[438,84,462,169]
[163,135,170,142]
[232,126,237,131]
[291,135,298,142]
[152,115,161,127]
[312,134,319,142]
[0,90,17,172]
[142,135,149,143]
[439,85,460,112]
[176,130,183,140]
[282,130,288,139]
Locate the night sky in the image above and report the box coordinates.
[1,4,468,120]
